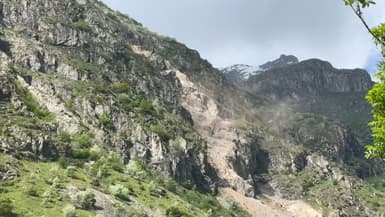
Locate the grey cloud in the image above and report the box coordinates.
[102,0,385,71]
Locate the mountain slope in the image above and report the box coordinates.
[220,56,385,216]
[239,58,373,145]
[0,0,250,216]
[0,0,384,217]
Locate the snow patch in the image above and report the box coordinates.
[221,64,264,80]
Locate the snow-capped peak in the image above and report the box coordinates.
[221,55,299,84]
[221,64,263,80]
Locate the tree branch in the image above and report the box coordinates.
[348,3,385,48]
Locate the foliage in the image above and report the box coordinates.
[0,38,12,57]
[345,1,385,159]
[66,166,77,178]
[138,100,155,114]
[63,204,77,217]
[73,190,96,210]
[166,207,192,217]
[0,153,250,217]
[24,185,39,197]
[70,20,91,32]
[0,198,14,216]
[15,81,55,121]
[109,184,131,201]
[69,58,99,74]
[71,149,91,159]
[150,124,173,141]
[99,112,114,130]
[59,157,70,169]
[344,0,376,8]
[111,82,130,94]
[72,133,93,149]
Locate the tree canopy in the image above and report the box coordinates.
[344,0,385,159]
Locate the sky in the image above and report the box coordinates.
[102,0,384,74]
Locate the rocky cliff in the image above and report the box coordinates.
[222,54,299,84]
[0,0,384,217]
[220,56,384,216]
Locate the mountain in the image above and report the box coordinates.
[221,64,263,84]
[220,55,385,216]
[222,54,299,84]
[259,54,299,70]
[0,0,384,217]
[226,57,374,145]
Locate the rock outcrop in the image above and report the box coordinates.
[0,0,384,216]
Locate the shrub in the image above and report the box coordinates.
[71,20,91,32]
[72,149,91,159]
[59,131,72,144]
[15,81,54,121]
[99,112,114,130]
[69,59,99,73]
[0,198,13,216]
[89,150,101,161]
[332,179,338,186]
[72,134,93,148]
[0,38,11,56]
[74,190,96,210]
[63,204,77,217]
[111,82,130,94]
[150,124,172,141]
[109,184,130,201]
[165,180,177,193]
[114,205,129,217]
[66,166,77,178]
[42,188,58,205]
[25,185,39,197]
[65,99,74,110]
[107,154,124,172]
[166,207,191,217]
[138,100,154,114]
[51,176,64,189]
[59,156,70,169]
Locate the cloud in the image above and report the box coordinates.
[102,0,384,71]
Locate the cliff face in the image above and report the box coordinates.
[243,59,373,95]
[0,0,215,191]
[224,57,374,145]
[0,0,384,216]
[220,56,384,216]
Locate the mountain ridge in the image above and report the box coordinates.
[0,0,384,216]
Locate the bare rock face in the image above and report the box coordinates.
[0,0,384,216]
[260,54,299,71]
[0,0,214,191]
[243,59,373,96]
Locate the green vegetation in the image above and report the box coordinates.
[150,124,173,142]
[0,38,12,57]
[70,20,92,32]
[355,176,385,213]
[59,131,94,149]
[73,190,96,209]
[0,198,15,217]
[111,82,130,94]
[69,58,100,74]
[15,81,55,122]
[0,153,249,217]
[99,112,114,130]
[166,207,192,217]
[63,204,77,217]
[344,1,385,159]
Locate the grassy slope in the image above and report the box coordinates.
[0,153,250,217]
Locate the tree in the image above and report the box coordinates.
[344,0,385,158]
